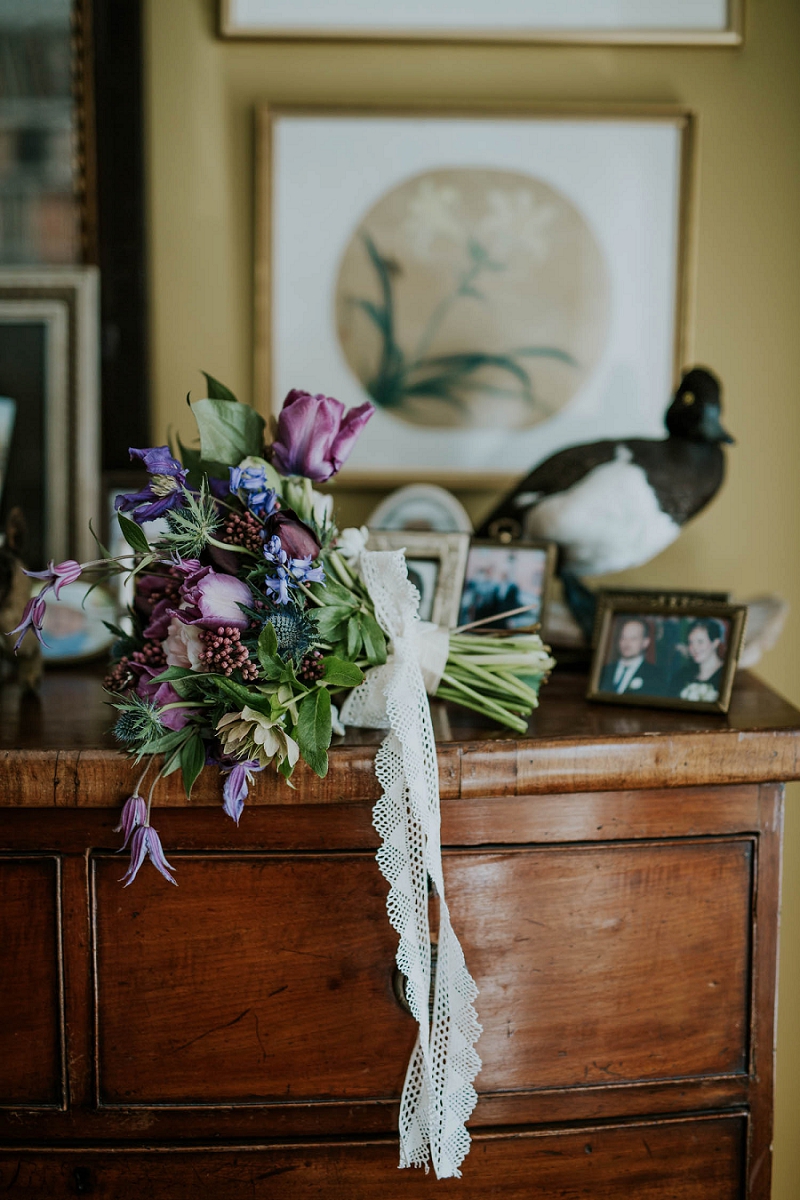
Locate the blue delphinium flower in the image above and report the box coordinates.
[115,446,189,524]
[229,464,280,519]
[262,535,325,604]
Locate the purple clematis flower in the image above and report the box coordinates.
[114,794,147,850]
[121,824,177,886]
[176,567,252,632]
[115,446,189,524]
[271,389,373,482]
[221,759,264,825]
[10,559,83,650]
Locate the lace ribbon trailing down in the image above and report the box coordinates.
[340,549,482,1179]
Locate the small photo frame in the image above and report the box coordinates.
[457,539,556,631]
[588,596,748,714]
[366,530,470,627]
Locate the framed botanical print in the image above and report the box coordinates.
[256,104,695,487]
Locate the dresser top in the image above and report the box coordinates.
[1,666,799,806]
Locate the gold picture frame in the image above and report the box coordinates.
[255,103,697,488]
[588,594,748,715]
[222,0,743,46]
[457,538,557,632]
[366,530,470,627]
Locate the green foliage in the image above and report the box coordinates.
[117,513,150,554]
[202,372,239,403]
[321,656,364,687]
[191,397,265,465]
[160,482,221,558]
[180,734,206,798]
[296,686,332,778]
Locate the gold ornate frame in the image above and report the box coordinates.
[223,0,743,45]
[588,594,748,714]
[255,103,697,488]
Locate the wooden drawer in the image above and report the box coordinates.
[0,857,63,1108]
[92,837,752,1108]
[0,1115,745,1198]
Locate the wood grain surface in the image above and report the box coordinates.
[1,667,799,807]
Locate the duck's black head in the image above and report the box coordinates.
[665,367,734,444]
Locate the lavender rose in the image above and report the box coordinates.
[271,389,373,482]
[177,567,252,632]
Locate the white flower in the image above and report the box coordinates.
[311,490,334,527]
[477,188,555,263]
[403,180,466,259]
[163,618,204,670]
[217,706,300,770]
[336,526,369,562]
[680,682,719,703]
[630,677,643,690]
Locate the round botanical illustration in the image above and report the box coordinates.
[334,167,610,431]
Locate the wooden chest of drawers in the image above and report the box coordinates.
[1,668,797,1197]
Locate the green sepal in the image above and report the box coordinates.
[180,734,206,798]
[191,397,265,466]
[360,612,387,665]
[117,513,150,554]
[202,372,238,402]
[322,656,364,687]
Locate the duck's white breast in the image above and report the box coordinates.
[524,452,680,576]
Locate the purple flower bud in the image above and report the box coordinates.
[121,825,177,887]
[114,794,147,849]
[264,509,321,560]
[24,559,82,598]
[271,389,373,482]
[221,759,263,826]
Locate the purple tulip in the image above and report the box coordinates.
[271,389,373,481]
[115,446,188,524]
[143,597,173,641]
[221,759,264,825]
[121,824,177,886]
[114,794,147,850]
[177,567,252,631]
[264,509,320,560]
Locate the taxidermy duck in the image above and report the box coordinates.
[477,367,734,636]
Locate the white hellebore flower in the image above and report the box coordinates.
[217,706,300,771]
[336,525,369,562]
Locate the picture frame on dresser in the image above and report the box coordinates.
[221,0,743,45]
[457,538,556,631]
[365,529,469,625]
[256,104,695,486]
[588,594,748,713]
[0,268,101,565]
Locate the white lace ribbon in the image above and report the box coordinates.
[340,549,481,1179]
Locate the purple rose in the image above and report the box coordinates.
[264,509,321,560]
[177,567,252,632]
[271,389,373,481]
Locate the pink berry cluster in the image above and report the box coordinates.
[298,649,324,683]
[221,510,266,556]
[198,625,258,680]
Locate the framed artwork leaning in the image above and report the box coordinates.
[256,104,695,486]
[588,595,748,714]
[222,0,742,45]
[0,268,100,565]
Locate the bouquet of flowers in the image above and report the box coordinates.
[13,378,554,887]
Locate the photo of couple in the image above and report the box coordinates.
[597,613,734,705]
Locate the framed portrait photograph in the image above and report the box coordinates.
[256,104,695,487]
[457,539,556,631]
[366,530,469,626]
[223,0,742,45]
[0,268,100,565]
[588,597,748,714]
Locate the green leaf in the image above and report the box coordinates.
[360,612,387,665]
[317,577,358,606]
[322,656,364,687]
[215,677,274,717]
[256,623,283,679]
[202,372,239,402]
[88,518,113,560]
[152,666,194,683]
[297,687,331,778]
[260,622,278,657]
[180,734,206,798]
[346,614,362,658]
[191,397,265,466]
[314,605,355,640]
[117,513,151,554]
